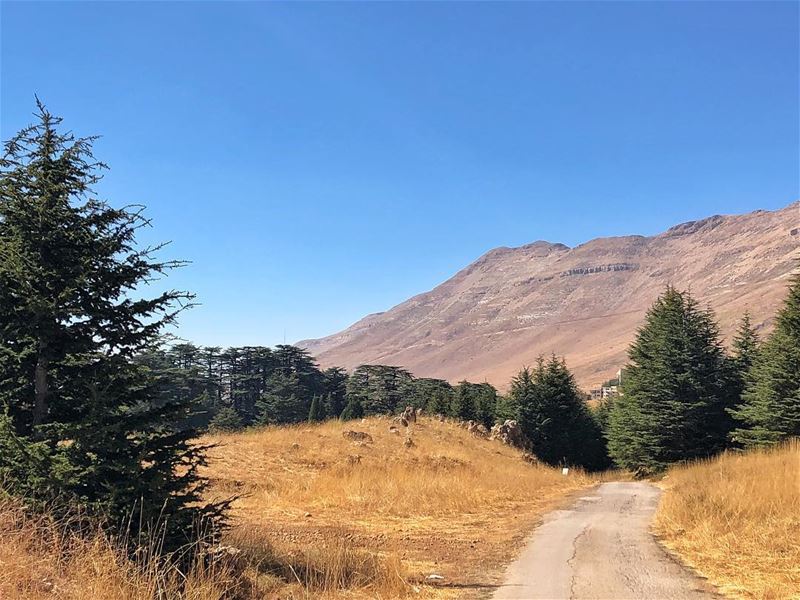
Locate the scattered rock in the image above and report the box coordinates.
[467,420,489,438]
[402,405,417,424]
[489,419,529,449]
[304,512,312,518]
[342,430,373,443]
[388,426,401,435]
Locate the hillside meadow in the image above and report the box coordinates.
[655,440,800,599]
[0,416,595,599]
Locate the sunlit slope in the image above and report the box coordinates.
[202,416,594,598]
[655,441,800,599]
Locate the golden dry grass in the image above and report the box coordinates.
[654,439,800,600]
[0,417,593,599]
[0,498,237,599]
[202,416,594,598]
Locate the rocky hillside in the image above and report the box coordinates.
[300,202,799,389]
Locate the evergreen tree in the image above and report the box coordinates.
[451,381,477,422]
[339,396,364,421]
[474,382,498,429]
[731,313,759,375]
[731,275,800,446]
[308,395,326,422]
[256,370,308,424]
[322,367,348,418]
[208,406,244,432]
[0,101,224,549]
[515,357,607,470]
[346,365,413,415]
[607,287,733,474]
[408,377,453,415]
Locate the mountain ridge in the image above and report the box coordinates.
[299,202,799,389]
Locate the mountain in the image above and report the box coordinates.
[299,202,799,389]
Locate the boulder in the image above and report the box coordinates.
[489,419,528,449]
[467,420,489,438]
[342,430,373,443]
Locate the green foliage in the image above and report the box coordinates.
[514,358,608,470]
[494,394,519,422]
[407,378,453,415]
[345,365,413,415]
[308,395,326,422]
[322,367,348,418]
[339,396,364,421]
[0,102,225,550]
[451,381,477,422]
[607,287,734,475]
[208,406,244,432]
[731,276,800,447]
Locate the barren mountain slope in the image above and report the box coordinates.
[300,203,799,389]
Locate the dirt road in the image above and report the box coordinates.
[492,481,717,599]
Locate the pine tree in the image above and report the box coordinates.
[731,275,800,447]
[256,371,308,424]
[731,312,760,375]
[339,396,364,421]
[208,405,244,432]
[308,395,326,422]
[607,287,732,474]
[451,381,477,422]
[515,357,607,470]
[322,367,348,417]
[0,101,225,549]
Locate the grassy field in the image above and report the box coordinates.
[202,416,594,598]
[654,439,800,600]
[0,417,594,599]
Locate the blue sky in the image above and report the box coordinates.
[2,1,798,347]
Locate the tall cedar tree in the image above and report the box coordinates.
[307,395,326,422]
[0,102,226,549]
[607,287,733,474]
[731,274,800,446]
[514,357,608,470]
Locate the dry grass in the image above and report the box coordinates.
[0,417,594,599]
[654,439,800,600]
[202,416,594,598]
[0,498,237,599]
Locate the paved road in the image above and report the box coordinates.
[492,482,717,600]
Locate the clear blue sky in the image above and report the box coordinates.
[2,1,798,347]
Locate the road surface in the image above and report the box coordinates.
[492,481,717,599]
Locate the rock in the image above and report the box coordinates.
[290,442,300,451]
[402,405,417,423]
[426,574,445,581]
[346,454,362,465]
[403,436,415,448]
[388,426,401,435]
[304,512,312,518]
[392,415,409,427]
[489,419,529,449]
[467,420,489,438]
[342,430,374,443]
